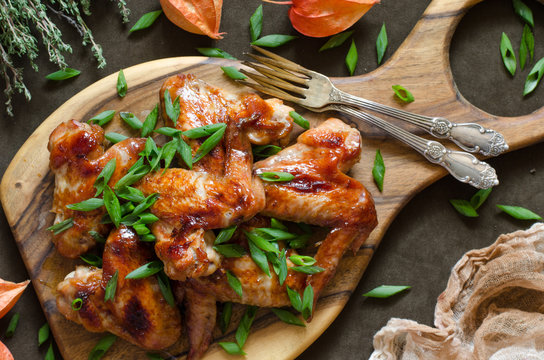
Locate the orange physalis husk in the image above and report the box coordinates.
[265,0,380,38]
[160,0,225,39]
[0,340,14,360]
[0,279,30,319]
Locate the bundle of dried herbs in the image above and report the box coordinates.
[0,0,130,116]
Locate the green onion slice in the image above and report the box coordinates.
[249,5,263,42]
[258,171,294,182]
[104,270,119,302]
[372,149,385,192]
[47,218,74,235]
[117,69,127,97]
[88,110,115,126]
[71,298,83,311]
[38,323,50,346]
[226,270,243,298]
[363,285,411,298]
[289,111,310,130]
[80,254,103,267]
[125,261,163,279]
[319,30,354,52]
[129,10,162,33]
[88,334,117,360]
[345,39,358,76]
[496,204,542,220]
[271,308,305,327]
[376,23,388,65]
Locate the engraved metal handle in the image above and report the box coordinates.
[329,105,499,189]
[336,90,509,157]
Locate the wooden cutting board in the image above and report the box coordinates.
[1,0,543,359]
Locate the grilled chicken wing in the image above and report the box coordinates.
[134,75,295,281]
[56,225,182,350]
[254,118,378,311]
[48,120,145,258]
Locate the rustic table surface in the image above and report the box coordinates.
[0,0,543,358]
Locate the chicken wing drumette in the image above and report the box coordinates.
[57,225,182,350]
[48,120,145,258]
[134,75,294,281]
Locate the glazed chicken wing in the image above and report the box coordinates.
[135,75,295,281]
[254,118,378,310]
[56,225,182,350]
[48,120,145,258]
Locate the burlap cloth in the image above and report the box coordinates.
[370,222,544,360]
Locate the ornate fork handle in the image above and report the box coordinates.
[335,90,509,157]
[329,105,499,189]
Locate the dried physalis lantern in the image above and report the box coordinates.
[160,0,225,39]
[0,278,29,360]
[265,0,380,38]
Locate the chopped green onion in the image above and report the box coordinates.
[193,123,227,163]
[88,334,117,360]
[235,306,257,349]
[133,223,150,235]
[286,286,302,312]
[182,123,226,139]
[248,239,271,276]
[496,204,542,220]
[376,23,388,65]
[164,90,180,125]
[176,136,193,169]
[221,66,247,80]
[363,285,411,298]
[88,110,115,126]
[301,284,314,320]
[249,5,263,42]
[245,230,279,253]
[252,144,282,159]
[157,270,175,307]
[258,171,294,182]
[319,30,354,52]
[470,188,492,210]
[80,254,103,267]
[289,255,316,266]
[115,163,151,189]
[94,158,116,196]
[226,270,243,298]
[290,265,325,274]
[132,193,158,215]
[67,198,104,211]
[214,244,247,258]
[219,302,233,334]
[140,234,156,242]
[255,227,297,241]
[267,249,287,285]
[141,104,159,137]
[512,0,533,27]
[345,39,358,76]
[45,342,55,360]
[372,149,385,191]
[105,132,128,144]
[125,261,163,279]
[45,68,80,81]
[38,323,50,346]
[218,342,246,356]
[136,212,159,224]
[196,48,237,60]
[5,312,19,337]
[103,186,121,227]
[270,218,288,231]
[449,199,479,217]
[215,225,237,245]
[252,34,297,48]
[154,127,181,137]
[116,186,145,203]
[392,85,415,103]
[117,69,127,97]
[47,218,73,235]
[161,139,178,173]
[523,24,534,62]
[104,270,119,302]
[146,353,165,360]
[289,111,310,129]
[500,32,516,76]
[523,57,544,96]
[89,231,106,243]
[271,308,305,327]
[71,298,83,311]
[129,10,162,33]
[288,234,310,249]
[119,112,143,130]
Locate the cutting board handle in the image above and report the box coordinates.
[337,0,544,153]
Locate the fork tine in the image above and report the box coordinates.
[240,69,308,96]
[236,79,301,103]
[247,53,310,76]
[251,45,308,73]
[241,61,308,86]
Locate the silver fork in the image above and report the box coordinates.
[240,45,508,157]
[237,51,499,189]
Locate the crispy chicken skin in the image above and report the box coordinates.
[48,120,145,258]
[135,74,295,281]
[254,118,378,310]
[56,225,182,350]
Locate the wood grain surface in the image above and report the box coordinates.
[1,0,544,359]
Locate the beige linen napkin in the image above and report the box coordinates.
[371,222,544,360]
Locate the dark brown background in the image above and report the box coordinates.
[0,0,543,358]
